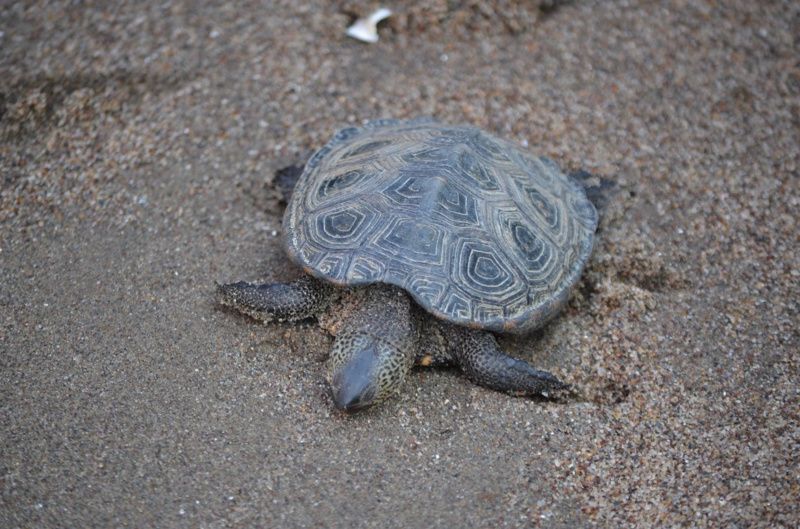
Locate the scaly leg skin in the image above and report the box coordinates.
[217,275,332,323]
[448,327,568,398]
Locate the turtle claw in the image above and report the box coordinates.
[452,328,569,399]
[508,360,570,398]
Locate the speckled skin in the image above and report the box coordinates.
[219,277,566,410]
[322,286,420,410]
[217,276,332,323]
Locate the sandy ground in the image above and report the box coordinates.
[1,1,798,527]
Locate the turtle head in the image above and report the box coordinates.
[327,331,408,412]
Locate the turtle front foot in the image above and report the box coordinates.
[217,275,331,323]
[452,329,569,398]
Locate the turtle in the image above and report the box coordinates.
[218,118,608,411]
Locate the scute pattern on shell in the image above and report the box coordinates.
[284,119,597,334]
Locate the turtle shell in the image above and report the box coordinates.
[284,119,598,334]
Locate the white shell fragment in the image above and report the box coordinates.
[346,8,392,43]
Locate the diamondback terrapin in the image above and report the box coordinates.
[219,118,605,411]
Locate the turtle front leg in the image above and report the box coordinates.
[217,275,332,323]
[448,327,568,398]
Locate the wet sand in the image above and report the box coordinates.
[1,1,798,527]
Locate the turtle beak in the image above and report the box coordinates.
[330,343,379,411]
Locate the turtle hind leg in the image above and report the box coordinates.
[217,275,332,323]
[275,164,304,204]
[449,328,568,398]
[569,169,617,218]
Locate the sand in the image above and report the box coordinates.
[1,1,798,527]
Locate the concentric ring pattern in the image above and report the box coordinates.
[284,119,598,334]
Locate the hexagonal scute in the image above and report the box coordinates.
[308,203,380,248]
